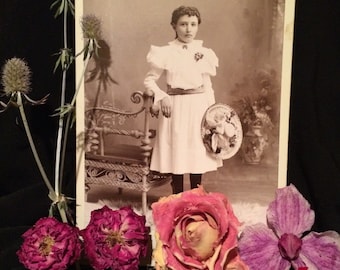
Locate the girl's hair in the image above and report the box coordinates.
[170,6,202,26]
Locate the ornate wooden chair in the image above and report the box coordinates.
[84,89,170,214]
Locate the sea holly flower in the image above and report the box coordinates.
[0,58,56,202]
[238,184,340,270]
[81,14,102,59]
[2,57,31,95]
[82,14,102,41]
[152,186,248,270]
[17,217,81,270]
[81,205,148,270]
[0,58,48,112]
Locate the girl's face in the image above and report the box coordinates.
[173,15,199,43]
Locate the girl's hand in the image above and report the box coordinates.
[161,97,171,118]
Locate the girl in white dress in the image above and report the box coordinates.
[144,6,222,193]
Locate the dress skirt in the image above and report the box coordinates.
[150,91,223,174]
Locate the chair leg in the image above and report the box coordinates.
[142,190,147,216]
[142,175,148,215]
[85,184,90,202]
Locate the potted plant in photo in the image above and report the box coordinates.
[235,68,278,164]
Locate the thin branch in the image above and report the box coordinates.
[17,92,57,201]
[54,0,69,196]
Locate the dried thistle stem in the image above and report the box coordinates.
[54,0,69,196]
[17,92,57,201]
[59,46,92,185]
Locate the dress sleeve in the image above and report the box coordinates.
[146,45,167,69]
[144,45,169,104]
[203,73,216,105]
[201,48,218,105]
[203,48,219,76]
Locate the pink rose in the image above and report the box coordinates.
[152,186,248,270]
[17,217,81,270]
[81,205,148,270]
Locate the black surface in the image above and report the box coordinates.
[0,0,339,269]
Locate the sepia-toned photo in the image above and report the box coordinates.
[76,0,295,229]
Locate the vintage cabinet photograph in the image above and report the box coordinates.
[76,0,295,229]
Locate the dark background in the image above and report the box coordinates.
[0,0,339,269]
[0,1,76,268]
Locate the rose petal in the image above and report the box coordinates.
[205,245,249,270]
[239,223,291,270]
[81,205,148,270]
[214,217,240,269]
[152,186,239,246]
[221,247,250,270]
[180,215,219,260]
[152,186,243,270]
[298,231,340,270]
[153,232,167,268]
[167,232,205,269]
[17,217,81,270]
[152,193,184,243]
[267,184,315,237]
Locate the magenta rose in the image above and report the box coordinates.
[17,217,81,270]
[81,205,148,270]
[152,186,248,270]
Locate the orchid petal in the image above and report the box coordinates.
[298,231,340,270]
[267,184,315,237]
[239,223,291,270]
[290,257,307,270]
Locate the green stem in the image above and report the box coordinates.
[59,111,71,191]
[17,92,57,201]
[54,0,69,196]
[57,200,68,223]
[71,47,91,107]
[59,42,92,191]
[55,71,66,196]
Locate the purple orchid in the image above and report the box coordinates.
[238,184,340,270]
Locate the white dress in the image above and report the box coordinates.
[144,39,223,174]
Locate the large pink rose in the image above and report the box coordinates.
[152,186,248,270]
[17,217,81,270]
[81,205,148,270]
